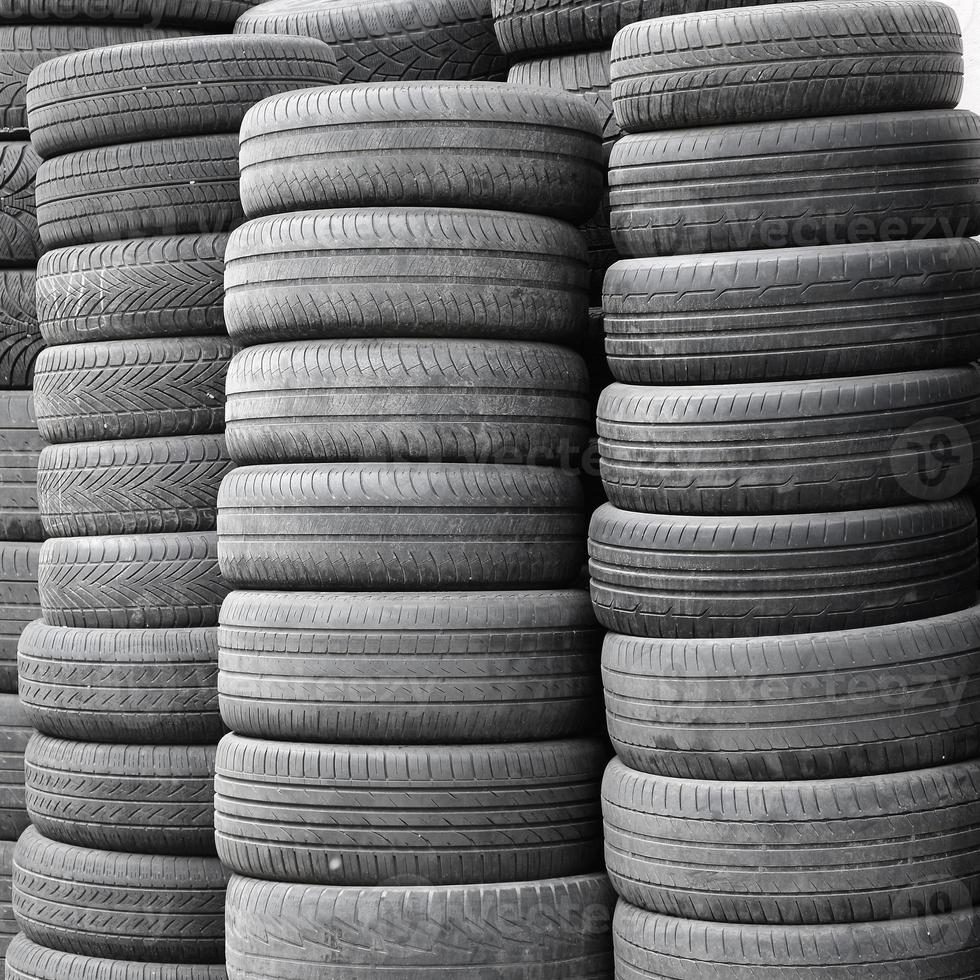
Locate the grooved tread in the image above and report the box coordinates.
[0,270,40,387]
[0,392,43,541]
[0,542,40,693]
[0,143,40,266]
[0,695,30,841]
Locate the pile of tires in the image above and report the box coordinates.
[215,79,617,977]
[6,35,339,980]
[590,1,980,976]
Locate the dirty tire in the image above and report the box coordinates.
[217,463,585,591]
[27,35,339,158]
[35,135,242,250]
[12,827,226,962]
[0,696,29,841]
[218,589,601,742]
[234,0,507,83]
[0,144,40,265]
[588,498,979,638]
[603,240,980,383]
[0,392,43,541]
[17,621,221,744]
[224,339,591,466]
[38,532,227,630]
[0,843,13,963]
[0,543,39,693]
[0,271,40,387]
[0,0,256,25]
[224,209,588,346]
[225,873,615,979]
[38,436,233,537]
[609,110,980,257]
[215,735,606,886]
[32,337,232,444]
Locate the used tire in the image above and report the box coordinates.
[35,135,242,249]
[217,463,585,590]
[224,209,588,347]
[17,621,221,743]
[25,736,216,855]
[0,696,29,841]
[603,604,980,781]
[224,339,591,466]
[596,369,980,514]
[38,532,227,629]
[603,239,980,383]
[0,543,39,693]
[12,827,226,962]
[609,110,980,256]
[32,337,232,444]
[0,0,256,25]
[588,499,979,638]
[0,270,40,388]
[215,735,606,885]
[27,35,339,158]
[0,392,43,541]
[226,873,615,979]
[602,757,980,924]
[218,589,601,742]
[37,435,234,537]
[0,843,13,963]
[234,0,507,83]
[0,144,40,265]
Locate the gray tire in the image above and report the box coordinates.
[0,392,42,541]
[0,543,39,693]
[0,270,40,388]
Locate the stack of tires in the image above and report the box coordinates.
[590,2,980,977]
[6,35,339,980]
[215,80,617,977]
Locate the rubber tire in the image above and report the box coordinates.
[215,735,606,886]
[603,239,980,383]
[224,208,589,347]
[27,35,339,158]
[38,532,226,629]
[225,873,615,979]
[35,135,242,250]
[0,543,39,694]
[224,339,591,466]
[602,756,980,925]
[610,1,963,132]
[239,81,603,223]
[596,369,980,514]
[37,435,233,537]
[0,271,40,388]
[609,110,980,257]
[0,696,29,841]
[24,736,216,855]
[588,498,979,638]
[602,604,980,781]
[0,392,43,541]
[0,0,256,25]
[613,902,980,980]
[218,589,601,742]
[17,620,221,744]
[32,337,232,445]
[0,144,40,266]
[36,235,226,346]
[12,827,226,963]
[217,463,585,591]
[233,0,507,84]
[0,843,13,964]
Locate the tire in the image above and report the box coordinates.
[17,621,221,744]
[218,589,601,742]
[224,339,591,466]
[602,604,980,781]
[12,827,226,962]
[38,532,226,630]
[32,337,232,444]
[217,463,585,591]
[603,239,980,384]
[610,1,963,133]
[602,756,980,925]
[0,392,43,542]
[0,696,29,841]
[613,902,980,980]
[24,736,216,855]
[239,81,602,223]
[234,0,506,83]
[0,543,39,694]
[224,209,589,347]
[37,436,234,537]
[588,499,979,638]
[35,135,242,250]
[0,270,40,388]
[0,0,255,25]
[36,235,227,345]
[225,873,615,979]
[609,110,980,257]
[596,369,980,514]
[0,144,40,265]
[215,735,606,886]
[0,843,13,963]
[27,35,339,158]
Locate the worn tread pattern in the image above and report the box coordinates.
[0,271,41,387]
[0,144,40,266]
[0,843,13,963]
[0,696,30,841]
[0,543,40,693]
[0,392,43,541]
[0,0,255,25]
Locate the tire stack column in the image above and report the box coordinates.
[6,36,338,980]
[590,2,980,977]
